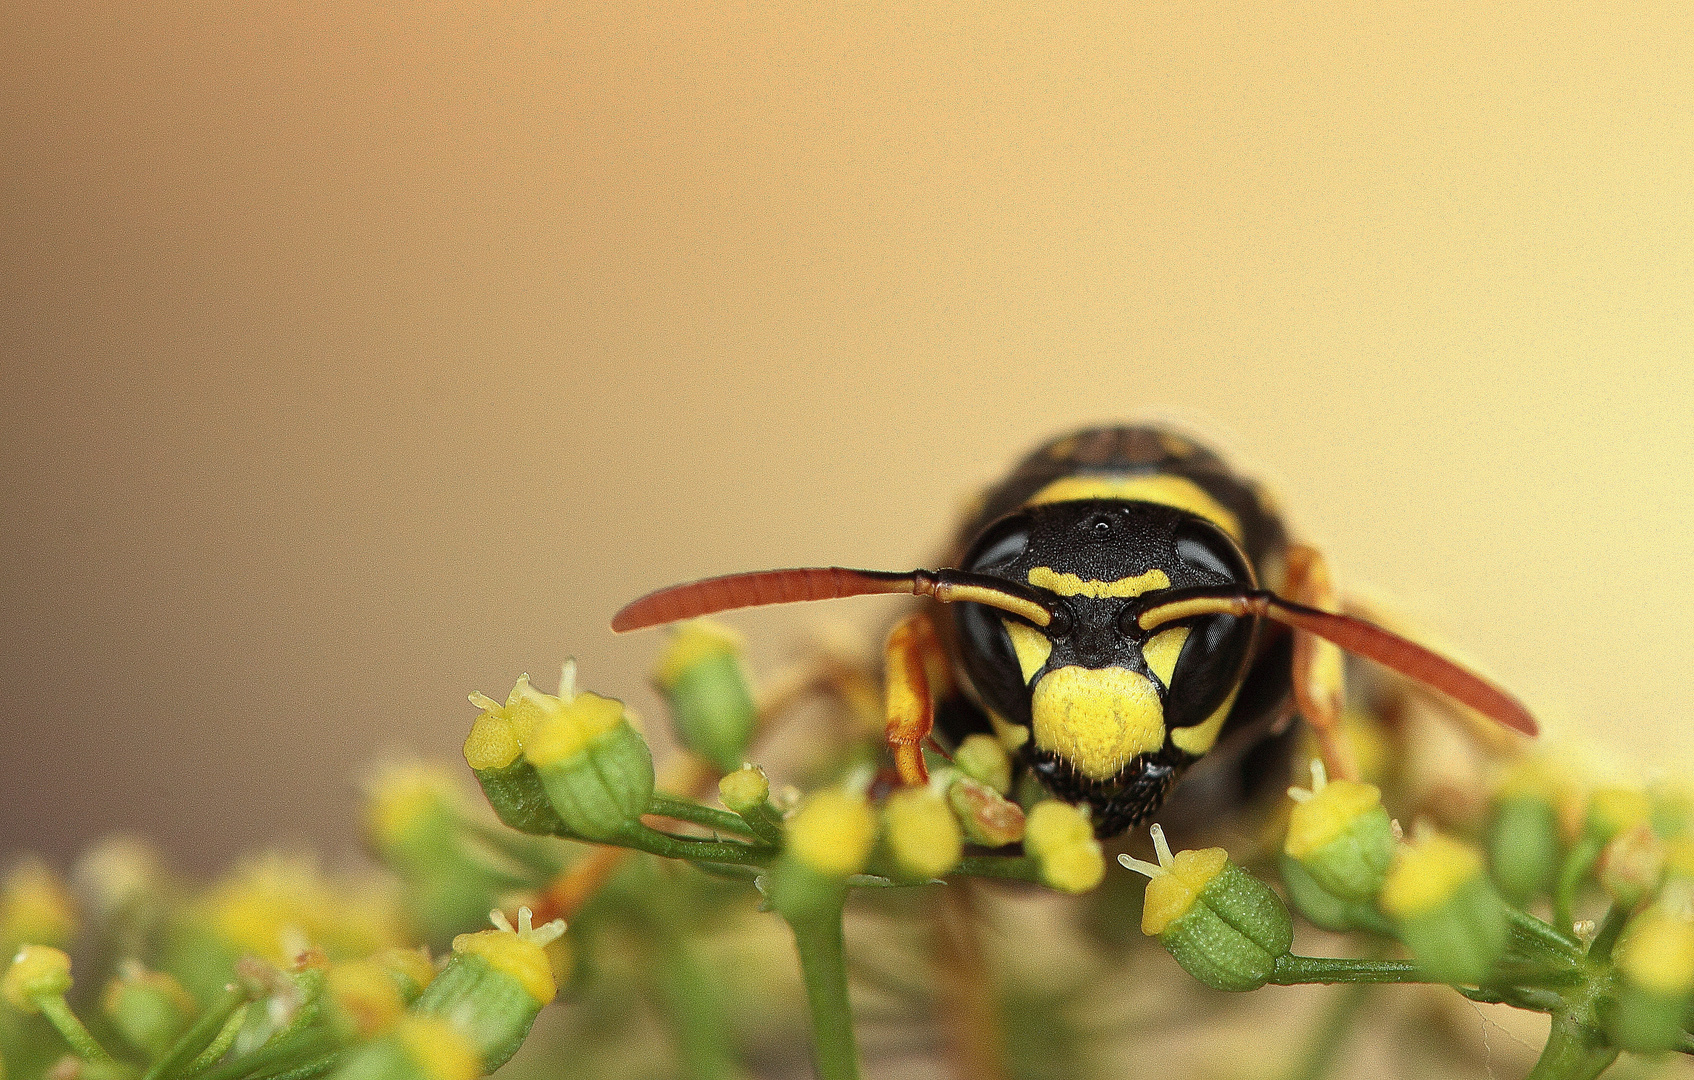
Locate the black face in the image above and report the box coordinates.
[951,499,1259,835]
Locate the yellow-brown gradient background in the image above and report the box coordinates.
[4,3,1692,870]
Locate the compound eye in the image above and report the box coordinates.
[964,513,1032,572]
[1163,613,1253,728]
[1174,519,1250,585]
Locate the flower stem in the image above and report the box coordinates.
[783,905,860,1080]
[179,1003,249,1077]
[613,822,775,868]
[1553,836,1603,933]
[1280,982,1372,1080]
[647,794,760,840]
[1524,1015,1618,1080]
[1508,908,1585,961]
[35,996,116,1065]
[1585,904,1628,963]
[952,856,1043,883]
[1268,956,1430,985]
[141,983,251,1080]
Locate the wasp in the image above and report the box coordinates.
[612,425,1536,837]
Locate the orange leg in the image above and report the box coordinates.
[884,612,953,786]
[1283,544,1358,782]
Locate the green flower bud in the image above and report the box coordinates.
[946,776,1025,848]
[952,734,1013,795]
[654,621,757,772]
[1025,802,1105,894]
[413,909,565,1071]
[1284,762,1393,903]
[3,944,72,1012]
[882,788,962,881]
[1120,825,1292,992]
[464,675,568,836]
[718,765,771,816]
[1607,903,1694,1052]
[1380,833,1507,985]
[101,965,196,1058]
[329,1016,480,1080]
[767,791,877,919]
[1488,795,1561,906]
[1599,823,1665,910]
[1279,855,1361,932]
[524,686,655,843]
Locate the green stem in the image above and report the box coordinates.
[1280,982,1372,1080]
[141,983,251,1080]
[1585,904,1628,963]
[259,1055,342,1080]
[1524,1015,1618,1080]
[647,795,760,839]
[614,822,775,867]
[1554,836,1603,934]
[180,1003,248,1077]
[1509,908,1585,961]
[784,906,860,1080]
[186,1028,337,1080]
[36,995,117,1065]
[1268,956,1432,985]
[735,801,788,847]
[951,856,1043,883]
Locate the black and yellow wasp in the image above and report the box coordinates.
[613,426,1536,837]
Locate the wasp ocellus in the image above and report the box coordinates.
[613,425,1535,837]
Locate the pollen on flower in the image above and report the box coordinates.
[1025,802,1105,894]
[522,692,629,768]
[883,788,963,879]
[1380,833,1484,917]
[654,620,745,688]
[1118,824,1229,936]
[786,791,877,877]
[1285,757,1384,859]
[3,944,73,1011]
[394,1015,482,1080]
[450,908,566,1006]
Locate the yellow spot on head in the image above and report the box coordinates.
[1141,627,1189,687]
[1031,666,1164,781]
[1028,474,1244,542]
[1028,566,1170,599]
[1000,619,1053,683]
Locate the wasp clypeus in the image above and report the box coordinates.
[612,425,1536,837]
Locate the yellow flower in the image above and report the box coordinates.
[3,945,72,1012]
[1024,802,1104,894]
[786,792,877,878]
[883,788,962,880]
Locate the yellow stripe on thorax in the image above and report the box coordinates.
[1027,474,1243,543]
[1028,566,1170,598]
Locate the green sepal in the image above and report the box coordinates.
[1604,983,1694,1054]
[1489,796,1561,906]
[662,654,757,773]
[1393,875,1509,985]
[1295,805,1394,903]
[535,724,655,842]
[412,953,542,1072]
[1159,865,1292,992]
[471,759,568,837]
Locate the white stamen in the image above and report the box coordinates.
[1309,758,1328,793]
[1287,787,1314,804]
[1151,823,1174,868]
[1117,854,1164,879]
[558,659,578,702]
[517,907,534,935]
[468,691,502,711]
[505,673,533,708]
[489,909,515,934]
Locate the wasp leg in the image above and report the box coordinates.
[885,611,954,786]
[1283,544,1359,782]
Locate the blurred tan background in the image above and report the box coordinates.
[3,2,1691,872]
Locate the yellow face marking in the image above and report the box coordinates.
[1031,665,1165,781]
[1028,566,1171,599]
[1141,626,1190,688]
[1027,474,1244,543]
[1170,683,1241,756]
[1000,618,1054,684]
